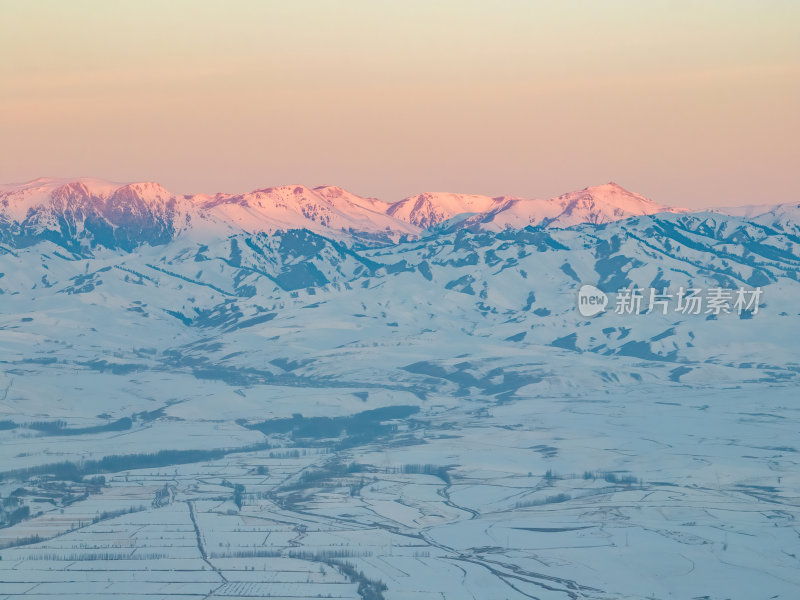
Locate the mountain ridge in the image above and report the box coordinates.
[2,177,796,252]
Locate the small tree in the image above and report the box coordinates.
[233,484,245,509]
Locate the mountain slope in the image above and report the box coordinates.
[0,178,194,251]
[198,184,420,243]
[2,209,797,393]
[386,192,504,228]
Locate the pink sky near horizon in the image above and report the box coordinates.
[1,1,798,207]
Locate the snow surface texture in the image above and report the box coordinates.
[0,179,798,599]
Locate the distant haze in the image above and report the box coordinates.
[1,1,798,207]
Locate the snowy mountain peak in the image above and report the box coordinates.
[116,181,172,197]
[192,184,419,242]
[547,182,686,226]
[386,192,502,228]
[386,183,687,231]
[589,181,626,192]
[313,184,358,198]
[559,182,663,208]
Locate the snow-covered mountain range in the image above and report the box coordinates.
[2,182,799,476]
[1,178,798,389]
[2,176,799,599]
[0,178,715,250]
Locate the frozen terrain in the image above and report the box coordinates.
[0,179,798,599]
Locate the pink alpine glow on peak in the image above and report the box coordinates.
[190,184,420,239]
[0,177,700,240]
[387,183,688,230]
[386,192,508,229]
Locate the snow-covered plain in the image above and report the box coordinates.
[0,180,799,599]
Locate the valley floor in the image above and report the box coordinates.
[1,385,798,600]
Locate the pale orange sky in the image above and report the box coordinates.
[1,1,798,207]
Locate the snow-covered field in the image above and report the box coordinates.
[1,385,797,599]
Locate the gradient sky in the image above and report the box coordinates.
[1,1,798,207]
